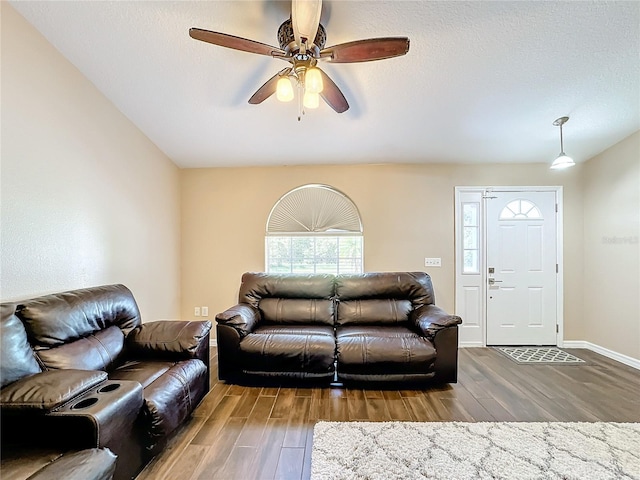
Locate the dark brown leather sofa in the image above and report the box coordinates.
[216,272,462,386]
[0,284,212,480]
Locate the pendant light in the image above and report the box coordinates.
[550,116,575,170]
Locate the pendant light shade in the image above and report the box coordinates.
[303,91,320,109]
[550,116,575,170]
[550,153,575,170]
[305,67,323,94]
[276,76,294,102]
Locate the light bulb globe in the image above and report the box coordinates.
[276,77,294,102]
[305,67,323,94]
[303,91,320,109]
[550,153,575,170]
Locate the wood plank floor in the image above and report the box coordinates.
[136,347,640,480]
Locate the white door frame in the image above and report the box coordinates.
[454,186,565,347]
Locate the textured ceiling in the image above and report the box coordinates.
[9,0,640,168]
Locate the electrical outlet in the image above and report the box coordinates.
[424,257,442,267]
[201,306,209,317]
[194,307,201,317]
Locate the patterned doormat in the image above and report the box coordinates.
[495,347,586,364]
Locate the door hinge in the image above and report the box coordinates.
[556,325,559,333]
[555,203,558,212]
[556,264,559,273]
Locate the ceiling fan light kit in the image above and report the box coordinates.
[550,116,576,170]
[189,0,410,120]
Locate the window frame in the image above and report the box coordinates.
[265,232,364,274]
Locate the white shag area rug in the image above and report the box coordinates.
[310,421,640,480]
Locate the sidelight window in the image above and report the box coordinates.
[462,202,480,274]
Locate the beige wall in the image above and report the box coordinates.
[1,4,181,320]
[582,131,640,359]
[4,1,637,359]
[181,163,585,342]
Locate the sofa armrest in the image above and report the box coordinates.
[215,304,260,337]
[411,304,462,340]
[126,320,212,360]
[0,370,107,412]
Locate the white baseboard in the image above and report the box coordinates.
[561,341,640,370]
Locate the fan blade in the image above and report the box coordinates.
[291,0,322,47]
[318,68,349,113]
[189,28,286,57]
[320,37,410,63]
[248,70,290,105]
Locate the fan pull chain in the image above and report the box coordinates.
[297,81,304,121]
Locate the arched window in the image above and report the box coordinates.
[265,184,363,274]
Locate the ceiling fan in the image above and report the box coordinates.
[189,0,410,119]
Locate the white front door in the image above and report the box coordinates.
[486,191,558,345]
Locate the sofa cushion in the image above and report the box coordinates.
[1,303,42,388]
[337,299,412,326]
[0,447,65,480]
[16,284,141,348]
[36,326,125,371]
[336,272,435,306]
[239,272,334,307]
[25,448,117,480]
[259,298,334,326]
[240,325,335,375]
[109,360,174,388]
[336,325,436,374]
[0,369,107,411]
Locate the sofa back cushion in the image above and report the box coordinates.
[338,299,413,326]
[239,273,335,326]
[335,272,435,326]
[258,298,334,325]
[15,284,141,371]
[0,303,42,388]
[36,326,126,371]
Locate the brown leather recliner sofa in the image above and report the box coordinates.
[216,272,462,386]
[0,284,212,480]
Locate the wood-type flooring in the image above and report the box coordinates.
[136,347,640,480]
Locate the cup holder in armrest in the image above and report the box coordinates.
[97,383,121,393]
[72,397,99,410]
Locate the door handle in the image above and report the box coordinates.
[488,278,503,286]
